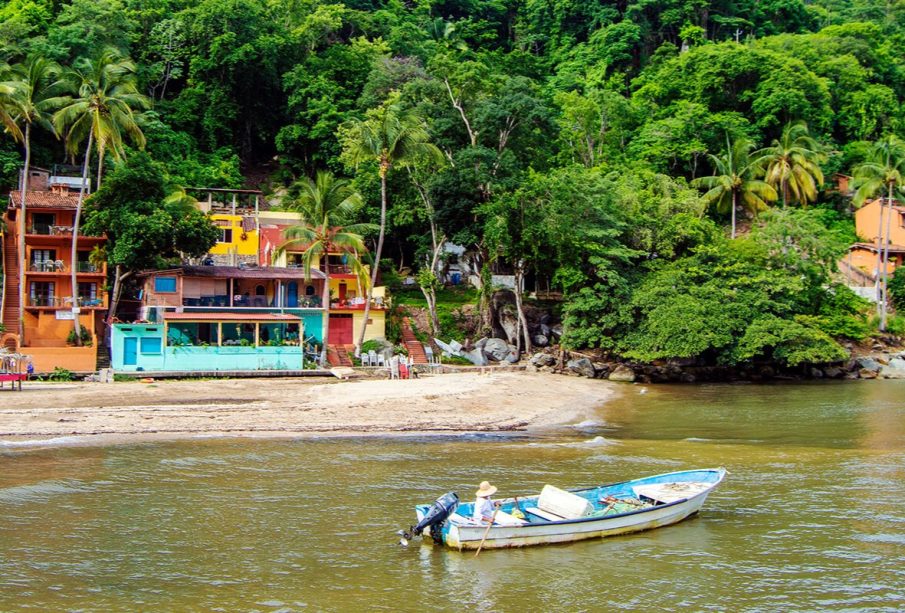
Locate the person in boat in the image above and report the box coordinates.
[472,481,500,524]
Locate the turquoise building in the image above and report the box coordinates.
[111,312,310,372]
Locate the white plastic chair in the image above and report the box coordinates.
[368,350,378,367]
[388,355,400,379]
[376,352,385,367]
[361,351,371,366]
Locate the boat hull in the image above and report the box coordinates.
[447,492,709,550]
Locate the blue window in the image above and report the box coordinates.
[154,276,177,293]
[140,337,162,354]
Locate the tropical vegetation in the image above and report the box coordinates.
[2,0,905,367]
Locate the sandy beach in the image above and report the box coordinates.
[0,372,615,445]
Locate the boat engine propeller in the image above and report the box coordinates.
[398,492,459,547]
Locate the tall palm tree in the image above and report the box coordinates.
[692,135,778,238]
[852,135,905,331]
[0,61,23,140]
[340,95,443,349]
[274,171,374,365]
[51,49,150,345]
[755,120,825,208]
[7,55,61,339]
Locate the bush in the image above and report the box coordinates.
[66,325,92,346]
[888,268,905,312]
[360,339,383,354]
[45,367,75,382]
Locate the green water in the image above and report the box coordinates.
[2,381,904,611]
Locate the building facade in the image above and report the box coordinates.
[1,168,107,372]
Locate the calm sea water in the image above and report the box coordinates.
[1,381,904,612]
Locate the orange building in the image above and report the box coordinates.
[1,168,108,372]
[847,198,905,279]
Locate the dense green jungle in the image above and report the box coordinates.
[3,0,905,368]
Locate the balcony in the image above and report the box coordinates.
[27,296,106,308]
[27,261,103,274]
[179,295,324,308]
[29,224,73,236]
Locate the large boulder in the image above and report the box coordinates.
[856,357,881,373]
[608,365,637,382]
[497,304,520,345]
[567,357,595,378]
[887,357,905,370]
[530,353,556,368]
[461,348,488,366]
[482,338,512,362]
[504,346,520,363]
[533,334,549,347]
[550,324,564,341]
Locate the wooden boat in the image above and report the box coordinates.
[411,468,726,551]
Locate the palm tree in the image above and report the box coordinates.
[0,61,23,141]
[692,135,778,238]
[852,135,905,331]
[340,95,443,349]
[755,120,825,208]
[274,171,374,365]
[51,49,150,345]
[6,55,61,339]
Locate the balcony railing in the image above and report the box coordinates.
[27,296,105,308]
[180,295,324,308]
[29,224,74,236]
[27,261,101,273]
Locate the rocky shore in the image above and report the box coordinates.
[525,345,905,383]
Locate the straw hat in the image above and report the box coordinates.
[475,481,497,498]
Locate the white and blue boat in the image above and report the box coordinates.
[405,468,727,551]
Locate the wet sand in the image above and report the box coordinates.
[0,372,614,446]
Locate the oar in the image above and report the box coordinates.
[474,507,499,557]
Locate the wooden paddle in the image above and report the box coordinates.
[474,507,499,557]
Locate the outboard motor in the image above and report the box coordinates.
[399,492,459,546]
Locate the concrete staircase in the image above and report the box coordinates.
[2,231,20,345]
[401,318,428,365]
[95,342,111,370]
[327,344,353,367]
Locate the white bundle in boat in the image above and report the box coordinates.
[537,484,594,519]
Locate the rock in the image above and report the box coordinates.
[823,366,844,379]
[462,348,488,366]
[504,345,520,363]
[809,368,824,379]
[844,370,860,379]
[530,353,557,368]
[877,356,890,365]
[539,323,551,336]
[497,304,520,345]
[475,337,488,350]
[567,357,596,378]
[482,338,512,361]
[448,339,463,353]
[856,357,881,373]
[550,324,563,340]
[888,357,905,370]
[533,334,549,347]
[859,368,878,379]
[680,371,697,383]
[608,365,636,382]
[592,362,610,378]
[880,366,905,379]
[525,362,539,373]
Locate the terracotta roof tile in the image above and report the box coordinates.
[8,191,83,210]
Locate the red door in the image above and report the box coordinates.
[328,314,353,345]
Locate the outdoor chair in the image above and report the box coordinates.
[43,260,55,272]
[54,260,64,272]
[368,350,378,367]
[361,352,371,366]
[388,355,400,379]
[376,352,385,367]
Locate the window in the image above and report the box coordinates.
[29,281,55,306]
[31,213,55,234]
[220,228,233,243]
[140,337,162,354]
[30,249,56,266]
[78,283,98,300]
[154,276,177,293]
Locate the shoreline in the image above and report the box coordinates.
[0,372,615,449]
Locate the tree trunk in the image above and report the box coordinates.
[875,189,887,316]
[321,268,330,365]
[107,266,132,326]
[356,168,387,348]
[782,177,788,208]
[17,123,31,340]
[96,143,105,189]
[70,131,93,346]
[731,190,737,239]
[513,263,532,355]
[880,184,895,331]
